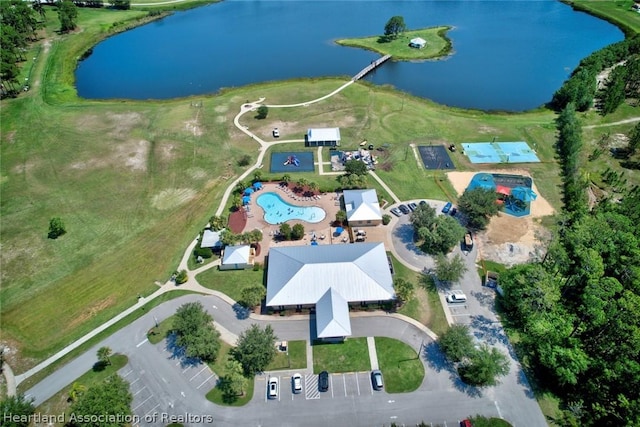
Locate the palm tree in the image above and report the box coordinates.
[309,181,319,193]
[282,174,291,183]
[253,170,263,183]
[97,346,112,366]
[68,382,86,402]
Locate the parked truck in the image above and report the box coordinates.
[464,232,473,250]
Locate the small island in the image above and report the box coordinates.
[336,17,452,61]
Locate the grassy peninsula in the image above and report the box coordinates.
[336,26,452,60]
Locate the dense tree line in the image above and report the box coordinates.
[499,188,640,425]
[551,34,640,112]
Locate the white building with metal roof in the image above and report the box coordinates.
[220,245,254,270]
[266,243,394,339]
[305,127,341,147]
[343,189,383,226]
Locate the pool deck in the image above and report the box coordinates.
[245,182,393,263]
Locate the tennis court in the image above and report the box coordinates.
[418,145,456,170]
[270,152,315,173]
[462,141,540,164]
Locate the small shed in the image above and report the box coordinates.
[409,37,426,49]
[306,128,341,147]
[201,229,224,250]
[220,245,255,270]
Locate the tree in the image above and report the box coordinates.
[279,223,292,240]
[0,394,35,427]
[209,215,227,231]
[218,359,248,403]
[434,253,468,284]
[256,105,268,119]
[458,345,510,387]
[231,324,277,375]
[57,0,78,33]
[291,223,305,240]
[69,375,132,427]
[173,302,221,362]
[97,346,112,366]
[344,159,368,176]
[48,216,66,239]
[384,16,406,39]
[438,324,475,363]
[457,187,501,230]
[109,0,131,10]
[240,283,266,309]
[253,170,263,183]
[416,215,465,255]
[175,269,188,285]
[393,278,415,305]
[68,382,86,402]
[335,209,347,225]
[627,122,640,156]
[382,214,392,225]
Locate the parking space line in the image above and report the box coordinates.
[132,395,153,411]
[143,403,160,417]
[343,375,347,397]
[189,366,208,381]
[330,375,334,398]
[133,386,147,396]
[182,366,191,373]
[121,370,134,377]
[136,338,148,348]
[196,374,215,389]
[130,378,141,385]
[356,373,361,395]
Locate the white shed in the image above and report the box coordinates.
[220,245,254,270]
[409,37,426,49]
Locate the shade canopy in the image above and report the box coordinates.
[253,182,263,189]
[335,227,344,234]
[242,195,251,205]
[244,187,254,195]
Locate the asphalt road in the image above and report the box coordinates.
[25,203,546,427]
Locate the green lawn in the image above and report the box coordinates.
[570,0,640,34]
[206,342,255,406]
[266,340,307,371]
[375,337,425,393]
[312,338,371,374]
[196,268,265,302]
[36,354,129,419]
[147,314,175,344]
[336,27,452,60]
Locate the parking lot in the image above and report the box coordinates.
[260,371,376,403]
[122,342,218,427]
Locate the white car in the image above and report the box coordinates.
[268,377,279,399]
[446,292,467,303]
[272,128,280,137]
[292,373,302,393]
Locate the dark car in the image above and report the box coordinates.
[398,204,411,214]
[319,371,329,392]
[442,202,452,214]
[371,370,384,390]
[390,207,402,217]
[408,202,418,211]
[450,207,457,216]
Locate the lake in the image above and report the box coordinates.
[75,0,624,111]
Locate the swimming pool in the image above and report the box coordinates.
[256,192,326,224]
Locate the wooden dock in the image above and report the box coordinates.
[352,54,392,81]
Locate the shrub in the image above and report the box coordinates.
[175,270,188,285]
[382,214,392,225]
[238,155,252,167]
[291,224,305,240]
[48,217,66,239]
[194,247,213,259]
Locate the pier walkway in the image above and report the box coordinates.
[353,54,392,81]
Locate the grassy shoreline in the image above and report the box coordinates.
[336,26,453,61]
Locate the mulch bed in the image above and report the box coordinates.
[228,210,247,234]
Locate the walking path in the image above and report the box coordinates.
[368,170,401,204]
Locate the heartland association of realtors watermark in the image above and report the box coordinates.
[3,412,215,424]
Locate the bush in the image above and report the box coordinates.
[382,214,392,225]
[291,224,305,240]
[256,105,268,119]
[194,247,213,259]
[48,217,66,239]
[279,223,292,240]
[238,155,252,167]
[175,270,188,285]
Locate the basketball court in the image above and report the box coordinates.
[418,145,456,170]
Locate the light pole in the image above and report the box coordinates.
[154,316,159,328]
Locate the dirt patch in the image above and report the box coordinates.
[477,125,500,134]
[68,296,116,330]
[158,142,177,162]
[106,112,144,139]
[184,119,203,136]
[214,105,229,113]
[3,130,16,144]
[116,140,149,171]
[187,167,208,180]
[151,188,197,210]
[12,160,39,175]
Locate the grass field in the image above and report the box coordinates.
[336,26,452,60]
[1,1,638,377]
[266,340,306,371]
[312,338,371,374]
[196,267,265,303]
[206,342,255,406]
[375,337,425,393]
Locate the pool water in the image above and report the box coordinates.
[256,192,326,224]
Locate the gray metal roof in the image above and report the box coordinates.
[316,288,351,338]
[343,189,382,222]
[222,245,251,265]
[201,229,224,248]
[266,242,394,307]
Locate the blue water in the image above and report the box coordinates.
[462,142,541,164]
[256,192,326,224]
[75,0,623,111]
